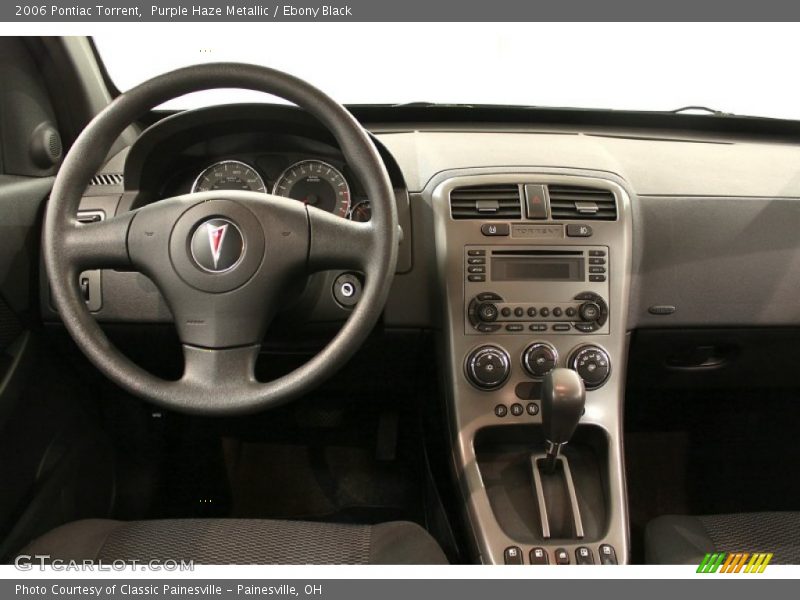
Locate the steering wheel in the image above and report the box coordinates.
[43,63,398,415]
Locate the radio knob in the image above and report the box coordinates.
[466,345,511,390]
[579,301,602,322]
[568,345,611,389]
[522,342,559,378]
[476,302,499,323]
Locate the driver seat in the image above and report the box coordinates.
[20,518,448,564]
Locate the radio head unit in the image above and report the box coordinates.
[464,245,610,335]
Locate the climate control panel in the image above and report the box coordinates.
[465,342,611,391]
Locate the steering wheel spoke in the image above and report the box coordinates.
[308,206,375,272]
[180,344,261,396]
[64,212,134,271]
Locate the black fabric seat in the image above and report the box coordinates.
[21,518,448,565]
[645,512,800,565]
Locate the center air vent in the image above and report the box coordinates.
[450,184,522,220]
[548,185,617,220]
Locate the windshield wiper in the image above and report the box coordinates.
[671,105,733,117]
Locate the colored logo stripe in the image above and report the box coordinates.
[698,552,772,573]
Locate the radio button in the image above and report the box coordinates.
[505,324,524,332]
[589,257,606,265]
[527,307,537,317]
[553,323,571,332]
[481,223,510,236]
[566,307,577,318]
[552,307,563,317]
[589,266,606,274]
[539,307,550,317]
[467,249,486,256]
[574,323,596,333]
[477,323,502,333]
[589,250,606,257]
[514,307,524,317]
[589,275,606,282]
[477,292,503,301]
[467,258,486,265]
[468,266,486,274]
[477,303,499,322]
[529,324,547,332]
[468,275,486,282]
[501,307,511,317]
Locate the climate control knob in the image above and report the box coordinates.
[568,345,611,389]
[466,345,511,390]
[522,342,559,378]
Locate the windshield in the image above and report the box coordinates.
[94,24,800,120]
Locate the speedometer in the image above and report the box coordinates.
[272,160,351,218]
[191,160,266,194]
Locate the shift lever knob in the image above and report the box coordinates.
[541,368,585,473]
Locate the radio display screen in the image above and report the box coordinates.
[491,257,585,282]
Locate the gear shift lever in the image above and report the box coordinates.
[541,368,585,474]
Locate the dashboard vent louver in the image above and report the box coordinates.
[89,173,123,186]
[449,184,522,219]
[548,185,617,220]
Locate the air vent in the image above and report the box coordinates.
[548,185,617,221]
[89,173,123,186]
[449,184,522,220]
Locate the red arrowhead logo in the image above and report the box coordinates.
[206,223,229,269]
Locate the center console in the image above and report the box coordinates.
[428,168,633,564]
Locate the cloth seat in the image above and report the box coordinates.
[645,512,800,565]
[20,518,448,565]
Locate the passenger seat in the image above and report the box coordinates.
[645,512,800,564]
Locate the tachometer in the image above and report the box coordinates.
[191,160,266,194]
[272,160,351,218]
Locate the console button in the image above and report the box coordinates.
[494,404,508,418]
[476,323,502,333]
[524,184,548,219]
[510,403,524,417]
[522,342,558,378]
[526,402,540,416]
[555,548,570,564]
[576,547,594,565]
[552,307,563,317]
[599,544,618,565]
[477,292,503,301]
[589,250,606,256]
[566,224,593,237]
[504,546,523,564]
[467,249,486,256]
[589,275,606,282]
[529,547,549,564]
[514,307,524,317]
[468,266,486,274]
[529,324,547,332]
[468,275,486,282]
[481,223,510,237]
[505,324,524,332]
[573,323,596,333]
[501,307,512,317]
[565,307,577,318]
[467,258,486,265]
[552,323,571,332]
[589,266,606,274]
[539,307,550,317]
[589,257,606,265]
[527,307,537,317]
[466,346,511,390]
